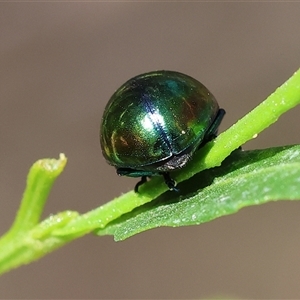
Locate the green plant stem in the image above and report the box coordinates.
[0,68,299,275]
[0,154,80,274]
[0,211,81,275]
[54,68,300,236]
[9,154,67,235]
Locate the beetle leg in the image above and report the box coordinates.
[134,176,148,193]
[204,108,226,142]
[162,173,179,192]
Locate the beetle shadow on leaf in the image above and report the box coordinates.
[148,145,286,204]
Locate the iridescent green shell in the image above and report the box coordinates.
[100,70,219,173]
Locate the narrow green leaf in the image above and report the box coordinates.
[96,145,300,241]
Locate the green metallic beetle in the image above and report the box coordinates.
[100,70,225,191]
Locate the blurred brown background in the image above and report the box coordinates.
[1,2,300,298]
